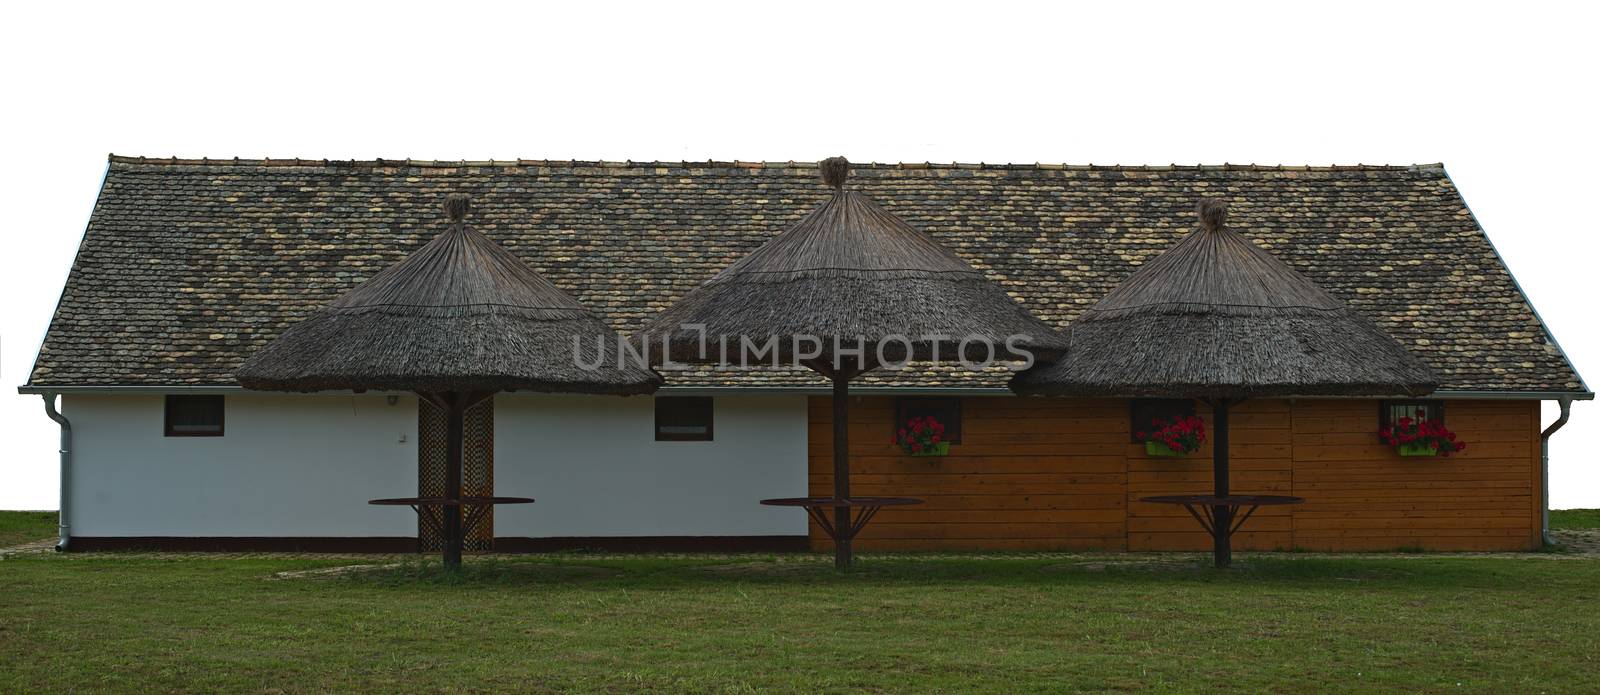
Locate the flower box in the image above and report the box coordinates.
[1134,414,1205,457]
[1396,442,1439,457]
[911,442,950,457]
[1379,415,1464,458]
[1145,441,1185,458]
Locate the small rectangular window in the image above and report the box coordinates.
[165,395,225,437]
[1380,400,1445,428]
[1130,398,1196,442]
[895,397,962,444]
[655,397,713,441]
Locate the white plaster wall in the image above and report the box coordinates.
[493,394,809,537]
[65,393,419,536]
[62,392,808,538]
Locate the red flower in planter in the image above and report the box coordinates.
[1378,417,1465,457]
[896,416,949,455]
[1135,416,1206,455]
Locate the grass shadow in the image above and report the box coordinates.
[317,557,627,587]
[326,553,1465,590]
[245,548,1594,595]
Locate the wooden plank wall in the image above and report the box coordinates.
[807,396,1129,551]
[806,396,1540,552]
[1289,399,1540,551]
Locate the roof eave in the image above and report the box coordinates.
[19,384,1594,400]
[1442,166,1590,395]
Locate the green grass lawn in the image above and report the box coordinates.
[3,549,1598,693]
[0,510,55,547]
[1551,508,1600,529]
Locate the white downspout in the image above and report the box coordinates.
[41,393,71,551]
[1540,397,1574,545]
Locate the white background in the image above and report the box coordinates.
[1,1,1593,510]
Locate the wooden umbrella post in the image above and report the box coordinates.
[774,354,909,572]
[443,392,466,570]
[1211,398,1232,568]
[1140,397,1302,570]
[832,367,852,571]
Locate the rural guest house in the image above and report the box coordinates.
[21,156,1588,554]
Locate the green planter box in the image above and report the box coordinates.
[910,442,950,457]
[1145,441,1185,458]
[1396,442,1439,457]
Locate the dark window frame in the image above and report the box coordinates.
[1129,398,1197,442]
[655,396,714,442]
[894,397,963,444]
[164,395,225,437]
[1379,400,1445,428]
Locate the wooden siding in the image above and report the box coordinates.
[806,396,1540,552]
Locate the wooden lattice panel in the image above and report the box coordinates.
[418,396,495,552]
[463,396,495,550]
[418,398,446,550]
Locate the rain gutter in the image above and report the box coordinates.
[40,394,71,551]
[1541,397,1575,545]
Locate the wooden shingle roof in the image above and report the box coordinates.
[24,155,1587,394]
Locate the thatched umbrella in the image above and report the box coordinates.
[238,194,660,568]
[1012,199,1438,566]
[640,158,1067,569]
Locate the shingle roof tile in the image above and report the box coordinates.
[25,156,1585,393]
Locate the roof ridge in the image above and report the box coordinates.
[104,154,1445,173]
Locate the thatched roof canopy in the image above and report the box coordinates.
[638,158,1067,365]
[237,194,661,394]
[1011,199,1439,398]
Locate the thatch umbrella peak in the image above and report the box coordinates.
[327,194,588,314]
[641,157,1067,364]
[236,193,661,395]
[1011,198,1438,399]
[709,157,977,283]
[1094,199,1345,314]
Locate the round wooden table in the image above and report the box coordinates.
[760,496,923,545]
[369,496,534,539]
[1139,494,1303,544]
